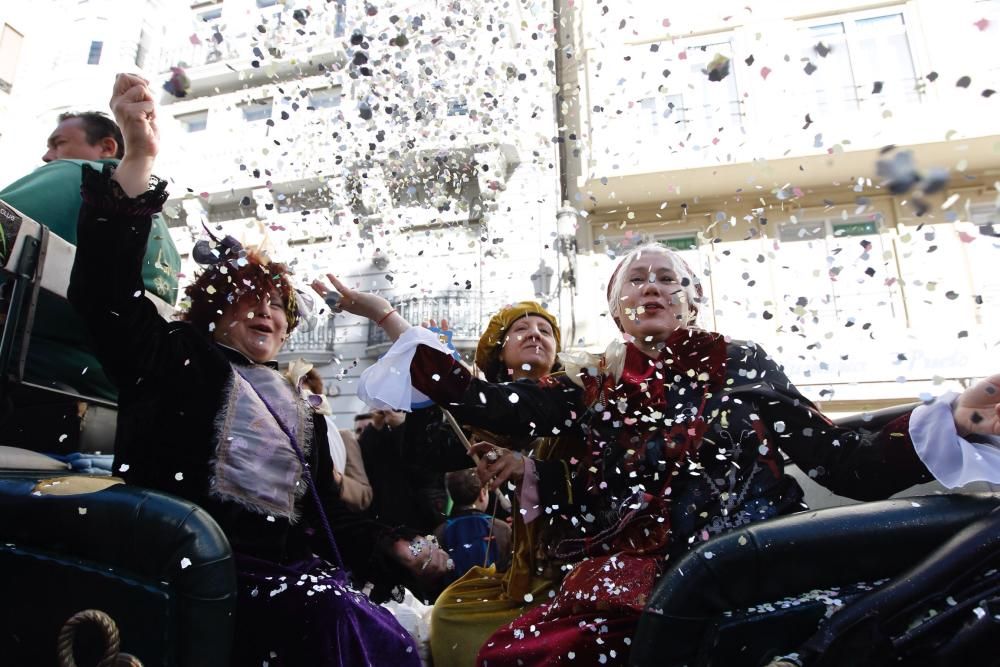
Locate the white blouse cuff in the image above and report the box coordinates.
[910,391,1000,488]
[357,326,453,411]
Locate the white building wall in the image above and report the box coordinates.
[557,0,1000,410]
[0,0,187,185]
[152,0,563,425]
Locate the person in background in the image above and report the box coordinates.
[434,468,512,577]
[359,408,449,533]
[366,526,455,605]
[298,366,373,512]
[0,110,180,453]
[354,412,374,438]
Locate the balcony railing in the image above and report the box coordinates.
[368,291,486,347]
[278,318,336,364]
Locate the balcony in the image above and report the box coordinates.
[367,291,488,354]
[277,318,336,365]
[160,1,346,72]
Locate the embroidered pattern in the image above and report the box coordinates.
[210,364,312,521]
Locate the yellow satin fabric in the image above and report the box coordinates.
[429,565,555,667]
[430,434,584,667]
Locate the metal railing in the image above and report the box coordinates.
[368,291,485,347]
[281,319,336,355]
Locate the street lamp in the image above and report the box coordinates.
[555,203,578,289]
[530,259,554,298]
[528,204,580,300]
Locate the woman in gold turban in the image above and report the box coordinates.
[429,301,584,667]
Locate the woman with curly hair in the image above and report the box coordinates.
[68,73,419,667]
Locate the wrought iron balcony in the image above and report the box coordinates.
[367,291,486,350]
[277,318,336,365]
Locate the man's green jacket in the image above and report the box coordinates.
[0,159,181,401]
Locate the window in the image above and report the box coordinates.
[659,235,698,252]
[207,197,257,223]
[240,99,272,122]
[778,216,882,243]
[255,0,278,6]
[632,93,686,141]
[778,221,825,242]
[388,150,482,221]
[831,220,878,237]
[971,0,1000,89]
[776,214,902,326]
[964,201,1000,323]
[598,230,701,261]
[161,204,188,229]
[797,11,919,114]
[308,87,341,109]
[679,40,743,136]
[176,110,208,132]
[601,35,743,161]
[87,40,103,65]
[0,24,25,94]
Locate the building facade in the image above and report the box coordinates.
[151,0,564,422]
[555,0,1000,413]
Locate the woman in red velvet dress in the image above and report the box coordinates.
[322,245,1000,666]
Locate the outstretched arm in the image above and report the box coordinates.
[312,273,408,340]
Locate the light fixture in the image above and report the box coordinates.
[530,259,554,298]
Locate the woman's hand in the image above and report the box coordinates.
[109,73,158,197]
[469,441,525,491]
[311,273,411,341]
[953,374,1000,437]
[421,318,450,331]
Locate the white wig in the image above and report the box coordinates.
[606,243,704,330]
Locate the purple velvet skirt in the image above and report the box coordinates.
[233,554,421,667]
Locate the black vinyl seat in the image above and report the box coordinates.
[629,493,1000,667]
[0,202,237,666]
[0,475,236,666]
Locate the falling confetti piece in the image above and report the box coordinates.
[181,557,192,569]
[705,54,731,82]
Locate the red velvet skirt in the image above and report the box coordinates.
[476,553,660,666]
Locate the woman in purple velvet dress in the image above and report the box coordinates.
[67,73,421,667]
